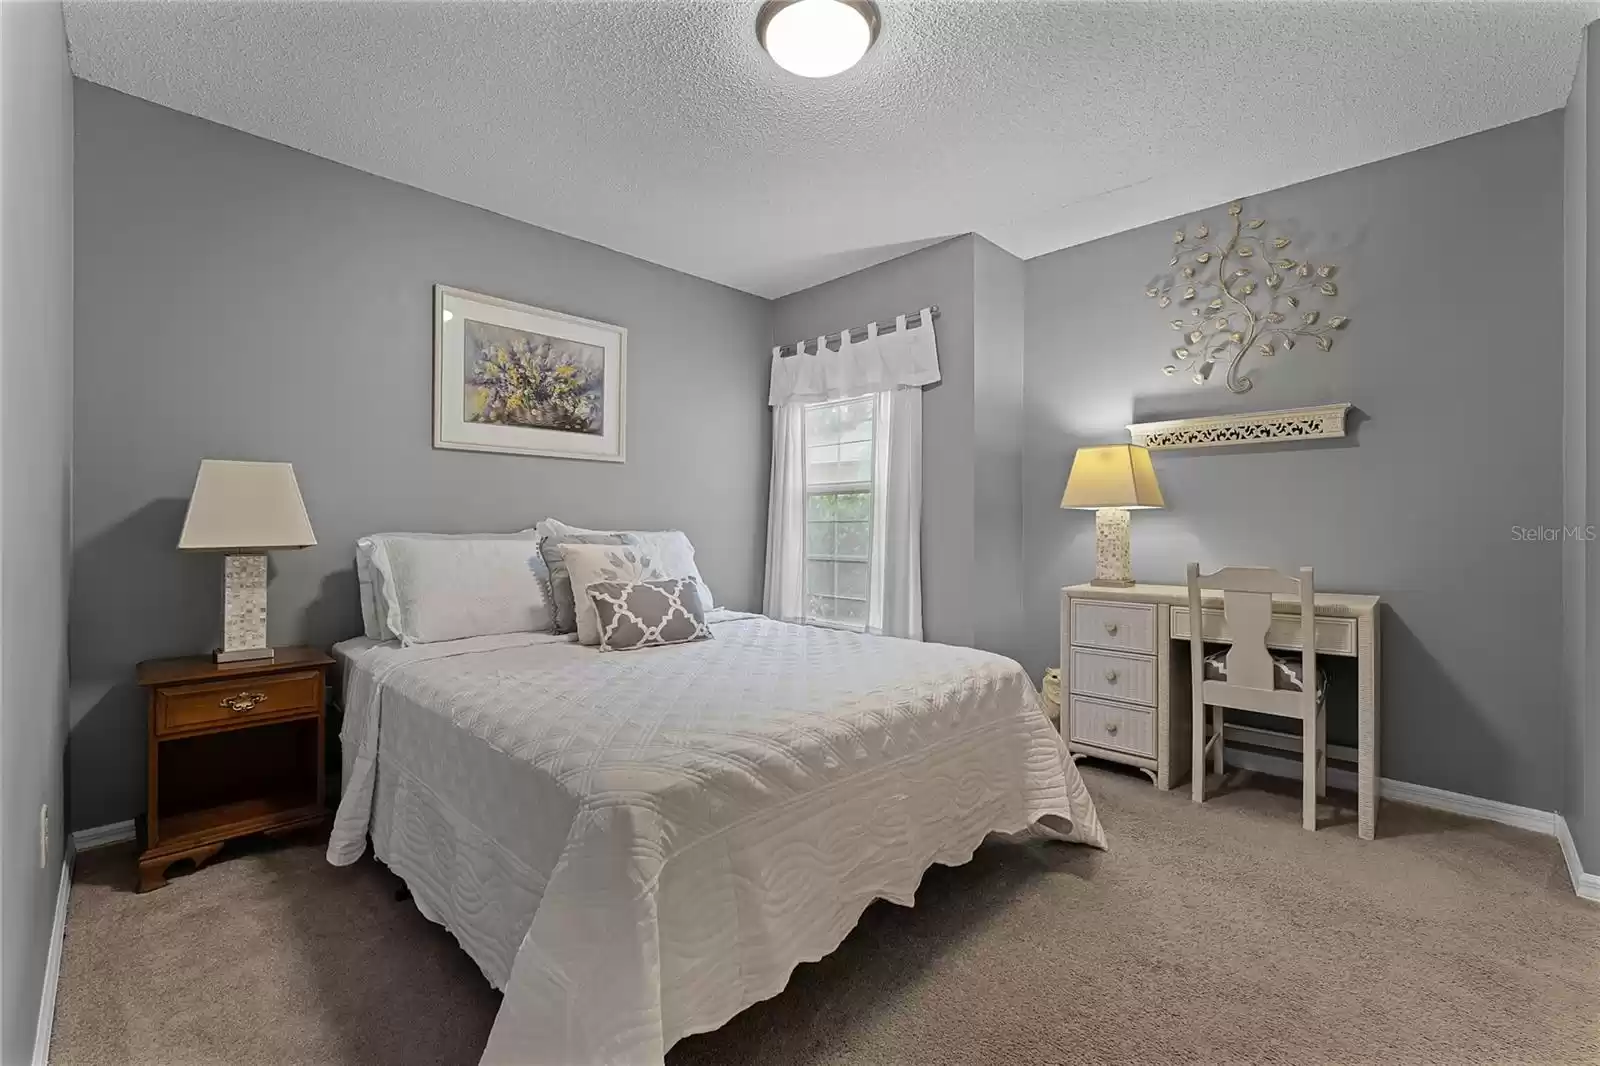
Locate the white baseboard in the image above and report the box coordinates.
[1223,748,1558,833]
[1222,748,1596,904]
[1555,815,1600,903]
[33,848,72,1066]
[70,820,135,851]
[1377,778,1557,835]
[34,817,135,1062]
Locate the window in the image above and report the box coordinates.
[803,395,876,630]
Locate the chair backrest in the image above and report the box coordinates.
[1186,563,1316,721]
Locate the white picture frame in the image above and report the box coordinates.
[434,285,627,462]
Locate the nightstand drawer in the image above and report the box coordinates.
[1070,600,1157,653]
[1069,696,1155,758]
[1069,648,1157,706]
[155,670,321,735]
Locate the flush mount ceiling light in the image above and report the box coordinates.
[758,0,881,79]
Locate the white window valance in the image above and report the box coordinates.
[767,309,941,407]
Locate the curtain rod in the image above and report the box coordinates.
[776,305,940,358]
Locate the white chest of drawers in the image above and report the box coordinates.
[1061,590,1188,788]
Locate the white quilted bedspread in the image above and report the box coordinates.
[327,612,1105,1066]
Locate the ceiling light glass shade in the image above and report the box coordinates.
[759,0,880,79]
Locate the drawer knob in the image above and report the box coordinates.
[220,691,267,713]
[1104,669,1119,684]
[1105,722,1120,735]
[1104,621,1119,635]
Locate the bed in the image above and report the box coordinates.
[326,609,1105,1066]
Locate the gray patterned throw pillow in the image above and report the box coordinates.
[586,577,714,652]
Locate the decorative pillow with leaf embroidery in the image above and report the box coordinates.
[539,531,641,635]
[587,578,714,652]
[557,543,670,646]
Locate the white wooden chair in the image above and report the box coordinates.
[1188,563,1326,830]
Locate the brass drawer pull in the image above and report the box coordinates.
[220,691,267,713]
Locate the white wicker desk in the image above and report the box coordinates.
[1061,582,1381,840]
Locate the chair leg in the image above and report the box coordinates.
[1316,705,1327,800]
[1302,713,1318,831]
[1211,707,1225,775]
[1192,703,1206,803]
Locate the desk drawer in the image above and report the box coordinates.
[1069,648,1157,707]
[1171,606,1356,656]
[1070,600,1157,653]
[1069,696,1155,758]
[156,671,321,735]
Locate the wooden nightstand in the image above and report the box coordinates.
[135,647,334,892]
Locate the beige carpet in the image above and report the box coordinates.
[50,767,1600,1066]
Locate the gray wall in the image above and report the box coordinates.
[1,1,74,1060]
[770,236,978,648]
[1022,113,1567,811]
[1584,23,1600,874]
[1563,31,1588,868]
[70,83,772,831]
[1570,24,1600,872]
[61,75,1586,835]
[971,238,1027,657]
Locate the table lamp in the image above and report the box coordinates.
[178,460,316,663]
[1061,444,1164,587]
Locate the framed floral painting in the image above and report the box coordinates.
[434,285,627,461]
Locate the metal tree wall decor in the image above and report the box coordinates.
[1145,200,1349,393]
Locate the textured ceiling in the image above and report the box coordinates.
[64,1,1598,298]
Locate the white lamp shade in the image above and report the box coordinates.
[1060,444,1165,510]
[177,460,316,551]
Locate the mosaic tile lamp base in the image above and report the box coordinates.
[1090,507,1135,588]
[216,553,274,663]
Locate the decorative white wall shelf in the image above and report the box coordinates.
[1127,403,1351,451]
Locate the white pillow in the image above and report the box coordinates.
[539,518,713,611]
[371,535,551,645]
[357,528,540,640]
[356,538,387,639]
[557,542,670,646]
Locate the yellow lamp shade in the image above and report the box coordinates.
[1060,444,1165,510]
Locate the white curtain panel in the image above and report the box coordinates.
[763,401,808,624]
[867,386,923,640]
[764,311,939,640]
